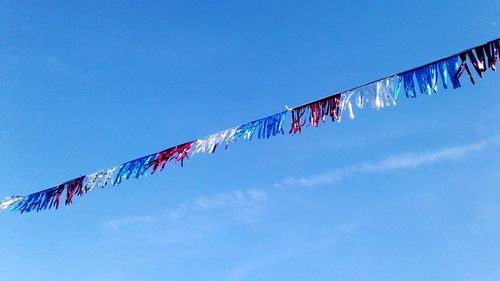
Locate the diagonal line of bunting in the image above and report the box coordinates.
[1,38,498,214]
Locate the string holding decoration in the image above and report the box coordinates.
[1,38,497,214]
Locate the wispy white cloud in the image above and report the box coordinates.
[227,222,360,281]
[102,215,157,230]
[194,190,266,210]
[276,135,500,188]
[103,135,500,229]
[102,189,267,230]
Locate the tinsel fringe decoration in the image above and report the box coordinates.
[233,111,287,141]
[113,154,157,185]
[9,176,86,213]
[192,127,238,154]
[10,185,64,213]
[400,55,461,98]
[289,94,342,134]
[149,141,195,175]
[2,38,498,214]
[0,196,24,210]
[82,167,117,194]
[65,176,85,205]
[340,75,400,119]
[190,112,288,155]
[457,39,499,84]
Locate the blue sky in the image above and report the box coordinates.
[0,1,499,280]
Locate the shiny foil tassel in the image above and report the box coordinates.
[357,76,400,110]
[11,185,65,213]
[149,141,195,175]
[233,111,287,141]
[191,127,238,155]
[339,76,400,119]
[484,39,499,70]
[457,39,499,84]
[83,167,118,194]
[289,94,342,134]
[437,56,461,89]
[113,153,157,185]
[65,176,85,205]
[400,55,462,98]
[401,71,417,98]
[0,196,24,210]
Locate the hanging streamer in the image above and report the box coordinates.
[2,38,498,214]
[0,196,24,210]
[82,167,118,194]
[438,56,462,89]
[113,153,157,185]
[149,141,195,175]
[485,39,499,70]
[340,75,400,119]
[10,185,64,213]
[233,111,287,141]
[191,127,238,155]
[457,39,499,84]
[289,94,342,134]
[65,176,85,205]
[400,55,461,98]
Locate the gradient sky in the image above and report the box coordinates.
[1,1,499,281]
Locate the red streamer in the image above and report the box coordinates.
[54,185,65,209]
[65,176,85,205]
[457,39,499,84]
[289,94,342,134]
[149,141,195,174]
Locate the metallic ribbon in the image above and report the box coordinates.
[485,39,499,70]
[401,71,417,98]
[191,127,238,155]
[289,94,342,134]
[113,153,157,185]
[438,56,461,89]
[0,196,24,210]
[233,111,287,141]
[457,39,499,84]
[83,167,118,194]
[11,185,65,213]
[340,75,400,119]
[401,55,461,98]
[64,176,85,205]
[3,38,498,214]
[149,141,195,174]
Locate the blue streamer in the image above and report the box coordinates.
[113,153,157,185]
[400,55,462,98]
[11,186,63,213]
[394,75,402,100]
[415,65,435,95]
[233,111,287,141]
[444,55,461,89]
[401,71,416,98]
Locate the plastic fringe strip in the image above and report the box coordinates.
[113,154,157,185]
[340,75,400,119]
[457,39,499,84]
[3,38,498,214]
[234,111,287,141]
[289,94,342,134]
[82,167,118,194]
[149,141,195,175]
[399,55,461,98]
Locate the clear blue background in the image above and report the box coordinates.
[1,1,499,280]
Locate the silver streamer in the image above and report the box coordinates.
[83,167,118,194]
[0,196,24,210]
[191,127,238,155]
[340,75,400,119]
